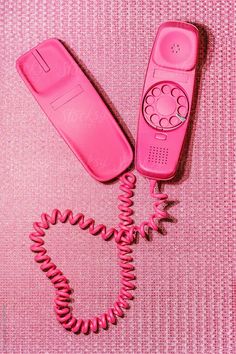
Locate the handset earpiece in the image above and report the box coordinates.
[153,21,198,71]
[136,21,199,180]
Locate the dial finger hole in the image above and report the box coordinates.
[177,106,187,116]
[159,118,170,128]
[170,116,181,126]
[145,105,154,114]
[150,114,160,126]
[177,96,187,106]
[162,84,171,94]
[146,95,155,104]
[152,87,161,97]
[171,88,180,97]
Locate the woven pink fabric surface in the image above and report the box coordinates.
[0,1,235,353]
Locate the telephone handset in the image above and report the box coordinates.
[16,21,199,334]
[16,38,133,182]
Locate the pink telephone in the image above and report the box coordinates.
[17,21,199,334]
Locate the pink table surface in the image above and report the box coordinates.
[0,1,235,353]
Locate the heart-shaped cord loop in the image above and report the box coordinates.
[29,171,169,334]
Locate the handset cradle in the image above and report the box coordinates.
[136,21,199,180]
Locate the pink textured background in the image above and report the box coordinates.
[0,1,235,353]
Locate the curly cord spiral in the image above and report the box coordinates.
[29,171,170,334]
[118,174,169,239]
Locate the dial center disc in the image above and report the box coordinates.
[156,95,176,116]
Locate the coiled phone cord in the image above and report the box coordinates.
[29,171,169,334]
